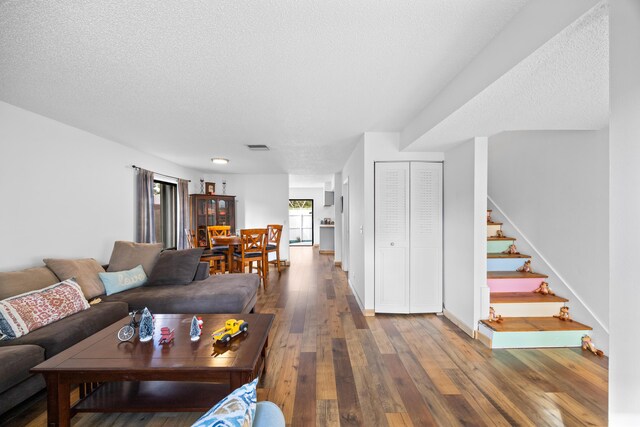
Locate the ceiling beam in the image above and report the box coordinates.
[400,0,601,151]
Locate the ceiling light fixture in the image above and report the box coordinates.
[211,158,229,165]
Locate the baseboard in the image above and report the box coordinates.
[476,327,492,348]
[348,279,369,315]
[443,309,476,338]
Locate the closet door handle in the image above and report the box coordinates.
[390,242,395,246]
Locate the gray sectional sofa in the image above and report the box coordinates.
[0,262,260,416]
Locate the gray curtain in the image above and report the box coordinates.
[177,178,190,249]
[135,168,156,243]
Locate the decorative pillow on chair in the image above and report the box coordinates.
[98,265,147,296]
[107,241,163,276]
[43,258,106,300]
[146,248,204,286]
[0,279,90,341]
[191,377,258,427]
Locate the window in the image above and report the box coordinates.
[153,181,177,248]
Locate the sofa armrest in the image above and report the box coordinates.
[193,262,210,281]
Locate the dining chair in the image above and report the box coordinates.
[207,225,231,254]
[233,228,268,289]
[266,224,283,273]
[201,251,226,275]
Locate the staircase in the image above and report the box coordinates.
[478,210,592,349]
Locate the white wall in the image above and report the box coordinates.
[488,129,609,351]
[205,173,290,261]
[288,187,333,246]
[610,1,640,424]
[341,137,365,306]
[0,101,201,270]
[443,138,488,335]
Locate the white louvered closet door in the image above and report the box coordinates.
[409,162,443,313]
[375,162,410,313]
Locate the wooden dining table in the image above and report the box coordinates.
[209,235,242,273]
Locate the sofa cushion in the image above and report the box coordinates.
[99,265,147,296]
[102,273,259,314]
[0,267,59,301]
[107,241,163,276]
[44,258,106,300]
[0,279,90,341]
[0,345,44,394]
[146,248,204,286]
[0,301,129,358]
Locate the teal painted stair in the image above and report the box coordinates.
[480,210,593,349]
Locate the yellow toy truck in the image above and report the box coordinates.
[211,319,249,344]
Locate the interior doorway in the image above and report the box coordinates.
[342,179,349,272]
[289,199,314,246]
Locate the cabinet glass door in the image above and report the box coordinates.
[196,199,209,247]
[206,199,217,226]
[218,199,229,225]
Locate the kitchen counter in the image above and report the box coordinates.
[319,224,335,253]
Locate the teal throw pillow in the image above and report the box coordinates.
[191,377,258,427]
[98,265,147,296]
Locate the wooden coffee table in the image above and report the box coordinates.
[31,313,274,427]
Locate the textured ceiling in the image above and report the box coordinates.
[289,174,334,189]
[408,2,609,151]
[0,0,527,173]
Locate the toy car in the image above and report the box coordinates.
[211,319,249,344]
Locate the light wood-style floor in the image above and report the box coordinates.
[2,247,608,426]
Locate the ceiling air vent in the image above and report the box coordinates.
[246,144,270,151]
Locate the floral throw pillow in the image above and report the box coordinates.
[191,377,258,427]
[0,279,90,341]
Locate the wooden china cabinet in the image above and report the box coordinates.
[189,194,236,248]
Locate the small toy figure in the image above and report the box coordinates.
[517,260,533,273]
[494,230,504,238]
[554,306,573,322]
[212,319,249,344]
[533,281,555,296]
[138,307,154,342]
[581,335,604,357]
[190,316,203,342]
[159,327,175,344]
[502,244,520,254]
[488,307,503,323]
[487,211,493,223]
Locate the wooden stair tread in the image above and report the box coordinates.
[490,292,568,304]
[488,271,548,279]
[487,221,503,225]
[487,253,531,259]
[480,317,591,332]
[488,236,515,241]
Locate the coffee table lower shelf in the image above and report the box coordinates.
[74,381,230,413]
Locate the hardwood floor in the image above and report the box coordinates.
[1,247,608,426]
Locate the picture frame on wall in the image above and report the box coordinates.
[205,182,216,195]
